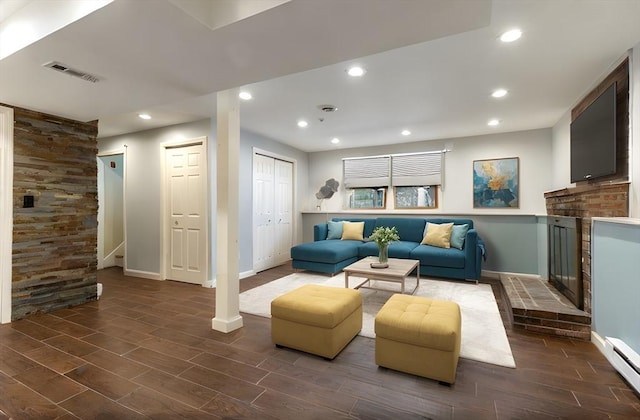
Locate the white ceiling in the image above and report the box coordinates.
[1,0,640,152]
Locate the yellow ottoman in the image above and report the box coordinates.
[271,284,362,359]
[375,294,461,384]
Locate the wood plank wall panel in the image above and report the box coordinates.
[571,58,629,185]
[6,105,98,320]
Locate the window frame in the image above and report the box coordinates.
[346,187,387,209]
[393,185,438,209]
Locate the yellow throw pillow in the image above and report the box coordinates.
[341,221,365,240]
[421,222,454,248]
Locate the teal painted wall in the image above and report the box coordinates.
[592,219,640,356]
[301,213,542,275]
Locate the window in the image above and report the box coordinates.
[343,156,390,188]
[394,186,437,209]
[348,188,386,209]
[391,152,442,187]
[342,151,444,210]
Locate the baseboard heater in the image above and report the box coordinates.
[604,337,640,394]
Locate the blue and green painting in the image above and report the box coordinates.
[473,158,519,208]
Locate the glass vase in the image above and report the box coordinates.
[378,243,389,263]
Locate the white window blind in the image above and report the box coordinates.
[343,156,391,188]
[391,151,442,186]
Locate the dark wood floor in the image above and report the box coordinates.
[0,265,638,419]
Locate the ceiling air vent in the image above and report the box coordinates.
[317,104,338,113]
[43,61,101,83]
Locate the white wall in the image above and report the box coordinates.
[98,119,308,279]
[308,128,553,214]
[99,120,213,276]
[239,130,308,274]
[551,110,572,190]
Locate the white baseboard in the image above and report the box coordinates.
[481,270,501,279]
[212,315,243,332]
[124,269,162,280]
[482,270,543,280]
[595,332,640,394]
[206,270,257,289]
[240,270,256,279]
[592,330,607,353]
[103,242,125,269]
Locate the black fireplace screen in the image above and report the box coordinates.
[548,216,583,310]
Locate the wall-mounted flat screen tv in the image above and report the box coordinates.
[570,82,616,183]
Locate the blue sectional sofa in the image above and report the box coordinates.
[290,217,484,281]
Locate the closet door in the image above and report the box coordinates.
[253,154,275,272]
[273,159,293,265]
[253,153,293,272]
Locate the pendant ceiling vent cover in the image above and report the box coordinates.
[43,61,101,83]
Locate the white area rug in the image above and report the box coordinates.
[240,272,516,368]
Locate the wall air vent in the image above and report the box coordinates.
[43,61,101,83]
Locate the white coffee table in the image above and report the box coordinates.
[343,256,420,295]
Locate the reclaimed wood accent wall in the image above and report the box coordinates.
[571,58,629,185]
[8,105,98,320]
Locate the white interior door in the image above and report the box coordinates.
[253,154,275,272]
[166,143,207,284]
[273,159,293,265]
[253,152,293,272]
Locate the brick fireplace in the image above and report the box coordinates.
[506,58,630,339]
[544,182,629,314]
[544,58,630,315]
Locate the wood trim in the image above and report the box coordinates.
[0,106,13,323]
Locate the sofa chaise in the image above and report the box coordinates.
[290,217,484,281]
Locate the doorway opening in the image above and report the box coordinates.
[97,149,126,271]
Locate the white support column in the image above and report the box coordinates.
[0,106,14,324]
[212,90,243,333]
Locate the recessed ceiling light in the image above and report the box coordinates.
[487,119,501,126]
[331,138,340,144]
[297,120,308,128]
[138,113,151,120]
[347,66,365,77]
[491,88,508,98]
[401,130,411,136]
[239,91,252,100]
[500,28,522,43]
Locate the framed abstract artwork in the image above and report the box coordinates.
[473,157,519,208]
